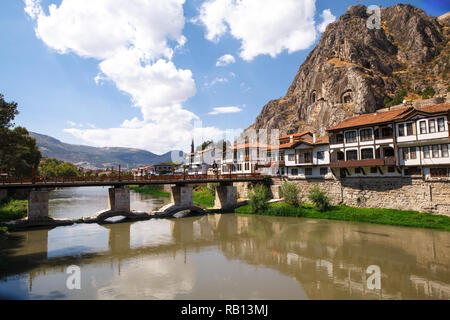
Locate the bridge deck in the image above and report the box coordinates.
[0,174,265,189]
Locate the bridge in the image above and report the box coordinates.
[0,173,265,228]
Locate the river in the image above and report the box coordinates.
[0,187,449,300]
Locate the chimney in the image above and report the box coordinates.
[313,133,317,144]
[290,135,294,143]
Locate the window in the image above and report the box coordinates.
[398,124,405,137]
[381,126,393,138]
[245,163,250,171]
[345,131,357,143]
[410,147,417,160]
[291,169,298,176]
[288,154,295,161]
[438,118,445,132]
[430,168,449,178]
[355,167,361,174]
[388,166,395,173]
[423,146,430,159]
[360,128,373,141]
[320,167,328,175]
[442,144,449,158]
[317,151,325,160]
[420,121,427,134]
[361,148,374,160]
[370,167,378,174]
[346,150,358,161]
[305,168,313,176]
[404,167,421,176]
[432,145,440,158]
[402,148,409,160]
[334,134,344,144]
[304,152,311,163]
[406,123,414,136]
[429,120,436,133]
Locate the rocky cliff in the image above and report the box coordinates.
[248,4,449,136]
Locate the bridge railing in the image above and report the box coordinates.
[0,173,262,185]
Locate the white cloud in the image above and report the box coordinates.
[216,54,236,66]
[195,0,317,61]
[209,106,243,115]
[25,0,228,154]
[317,9,336,33]
[204,76,229,88]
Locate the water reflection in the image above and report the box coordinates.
[0,214,449,299]
[48,187,170,220]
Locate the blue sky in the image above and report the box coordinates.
[0,0,448,154]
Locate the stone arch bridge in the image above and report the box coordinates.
[0,174,264,228]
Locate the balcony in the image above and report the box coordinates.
[330,157,395,168]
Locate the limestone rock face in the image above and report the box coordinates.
[248,4,449,136]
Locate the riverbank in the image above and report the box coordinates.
[0,200,27,223]
[0,200,28,235]
[130,185,216,209]
[192,186,215,208]
[235,202,450,231]
[129,185,170,198]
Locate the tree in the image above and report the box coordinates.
[0,94,41,177]
[308,186,331,212]
[40,158,63,177]
[196,140,213,151]
[55,162,79,177]
[0,127,41,177]
[421,86,435,99]
[249,184,270,213]
[280,182,300,207]
[0,94,19,129]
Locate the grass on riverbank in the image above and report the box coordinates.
[129,185,171,198]
[0,200,27,223]
[235,202,450,231]
[192,187,215,208]
[129,185,216,208]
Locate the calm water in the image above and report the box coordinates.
[0,187,449,300]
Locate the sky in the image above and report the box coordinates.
[0,0,448,154]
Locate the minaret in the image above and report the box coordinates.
[190,139,194,165]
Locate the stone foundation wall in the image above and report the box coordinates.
[235,177,450,216]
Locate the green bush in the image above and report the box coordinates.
[0,199,28,222]
[249,184,270,213]
[421,86,436,99]
[308,186,331,212]
[280,182,300,207]
[385,88,407,107]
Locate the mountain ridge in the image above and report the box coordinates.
[30,132,182,169]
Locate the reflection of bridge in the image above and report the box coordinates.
[1,174,263,227]
[2,215,449,300]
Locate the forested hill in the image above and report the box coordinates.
[30,132,182,169]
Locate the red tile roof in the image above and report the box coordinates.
[279,131,311,140]
[328,103,450,131]
[327,107,413,131]
[417,103,450,114]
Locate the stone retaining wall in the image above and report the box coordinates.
[235,177,450,216]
